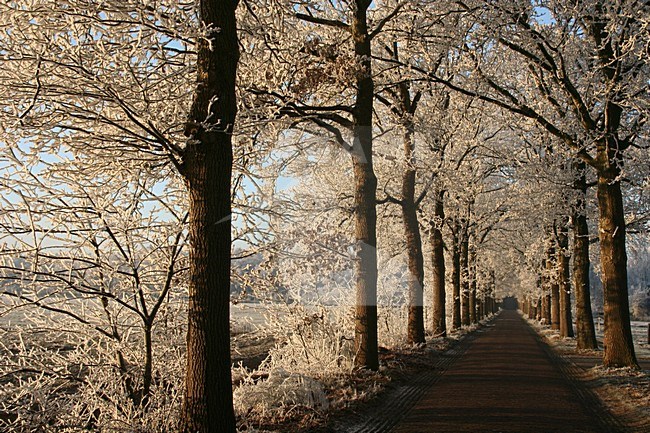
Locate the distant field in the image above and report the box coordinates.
[3,300,648,357]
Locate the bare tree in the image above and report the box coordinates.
[245,0,409,370]
[0,153,188,430]
[0,0,243,429]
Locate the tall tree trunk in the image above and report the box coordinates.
[431,192,446,337]
[351,0,378,370]
[523,297,530,316]
[572,162,598,349]
[451,220,462,329]
[182,139,235,433]
[402,127,425,345]
[540,260,547,323]
[597,170,638,367]
[557,223,574,338]
[460,224,470,326]
[529,297,537,320]
[541,268,552,325]
[547,240,560,330]
[180,0,238,431]
[469,244,477,324]
[585,2,639,369]
[488,270,496,314]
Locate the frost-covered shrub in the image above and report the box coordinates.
[233,368,328,421]
[262,305,355,376]
[231,304,352,425]
[0,312,185,433]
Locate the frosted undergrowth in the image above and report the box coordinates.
[231,299,419,426]
[234,368,329,420]
[0,317,185,433]
[232,303,353,426]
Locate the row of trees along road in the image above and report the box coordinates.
[0,0,648,431]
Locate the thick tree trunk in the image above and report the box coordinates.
[182,141,235,433]
[586,11,637,368]
[402,128,425,345]
[597,172,638,368]
[353,159,378,370]
[460,225,470,326]
[351,0,378,370]
[572,164,598,349]
[180,0,238,431]
[557,223,574,338]
[430,192,446,337]
[451,221,462,329]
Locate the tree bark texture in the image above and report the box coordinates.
[572,164,598,349]
[460,224,470,327]
[469,244,477,324]
[524,298,530,316]
[529,298,537,321]
[180,0,238,431]
[351,0,379,370]
[182,140,235,433]
[402,127,425,345]
[541,287,551,326]
[521,298,527,316]
[557,223,574,338]
[587,11,638,367]
[540,259,547,323]
[430,192,446,337]
[547,242,560,331]
[451,221,462,330]
[488,271,496,314]
[597,172,638,367]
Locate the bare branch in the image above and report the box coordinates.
[295,13,349,30]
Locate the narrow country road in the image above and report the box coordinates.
[390,309,620,433]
